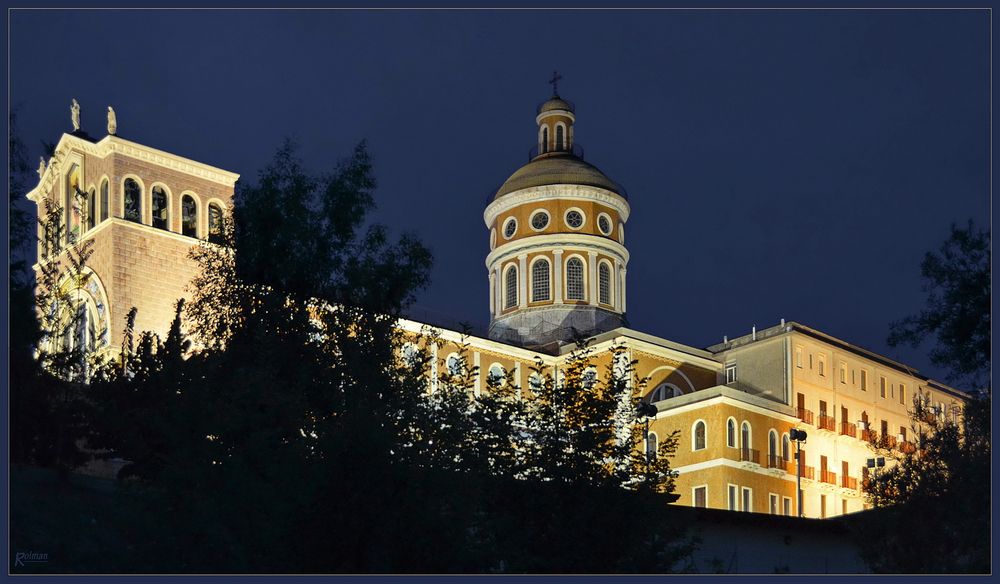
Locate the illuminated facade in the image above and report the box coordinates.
[28,96,966,519]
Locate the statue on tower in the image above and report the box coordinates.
[107,106,117,135]
[37,157,46,178]
[70,98,81,131]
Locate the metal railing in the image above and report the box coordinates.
[841,476,858,490]
[821,470,838,485]
[796,407,814,425]
[767,454,788,471]
[800,465,815,480]
[818,414,836,431]
[740,448,760,465]
[840,421,857,438]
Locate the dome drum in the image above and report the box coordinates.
[489,305,625,349]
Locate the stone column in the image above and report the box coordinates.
[621,267,627,313]
[488,270,495,317]
[494,265,502,314]
[553,249,564,304]
[430,341,439,393]
[514,362,522,399]
[588,251,598,306]
[473,351,482,397]
[518,254,528,309]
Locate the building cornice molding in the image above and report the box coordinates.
[483,184,631,227]
[485,233,629,270]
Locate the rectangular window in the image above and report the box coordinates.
[819,400,828,417]
[861,370,868,391]
[769,493,779,515]
[818,356,826,377]
[842,499,848,516]
[795,346,803,368]
[900,426,907,441]
[783,497,792,516]
[820,494,827,519]
[880,376,887,398]
[881,419,889,438]
[809,354,813,369]
[742,487,752,513]
[839,363,846,384]
[693,486,707,508]
[728,484,738,511]
[726,364,737,384]
[852,369,856,385]
[899,384,905,405]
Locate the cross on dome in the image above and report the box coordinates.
[549,70,562,96]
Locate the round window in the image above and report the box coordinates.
[503,218,517,239]
[530,211,550,230]
[565,210,584,229]
[598,214,612,235]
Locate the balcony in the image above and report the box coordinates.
[841,476,858,490]
[799,465,815,480]
[861,428,874,442]
[899,440,917,454]
[796,407,814,425]
[766,455,788,472]
[740,448,760,465]
[840,421,857,438]
[820,470,838,485]
[818,414,836,432]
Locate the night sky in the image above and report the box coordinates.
[9,9,990,387]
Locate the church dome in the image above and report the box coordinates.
[537,96,575,114]
[493,152,626,200]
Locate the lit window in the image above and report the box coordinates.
[181,195,198,237]
[152,187,168,230]
[693,421,706,451]
[598,262,611,305]
[530,210,549,230]
[565,210,584,229]
[565,257,585,300]
[646,432,657,461]
[531,259,551,302]
[504,266,518,309]
[123,178,142,223]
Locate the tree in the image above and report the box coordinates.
[888,220,990,389]
[855,220,991,573]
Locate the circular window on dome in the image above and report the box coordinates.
[503,217,517,239]
[565,209,585,230]
[597,213,612,236]
[530,210,550,231]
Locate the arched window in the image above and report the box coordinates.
[782,434,791,461]
[651,383,681,402]
[540,126,549,154]
[741,422,751,453]
[582,367,598,389]
[181,195,198,237]
[446,353,463,376]
[531,259,550,302]
[100,179,109,223]
[566,257,585,300]
[401,342,421,367]
[84,188,96,231]
[727,418,737,448]
[208,203,224,244]
[599,262,612,305]
[152,187,169,230]
[123,178,142,223]
[487,364,506,386]
[556,124,565,150]
[693,421,706,451]
[768,430,778,464]
[504,265,518,309]
[646,432,658,461]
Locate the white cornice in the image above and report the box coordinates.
[585,335,721,371]
[484,184,631,226]
[485,233,629,269]
[396,318,555,364]
[26,132,240,203]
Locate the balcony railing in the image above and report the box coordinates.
[841,476,858,490]
[767,455,788,472]
[899,440,917,454]
[796,407,814,425]
[861,428,874,442]
[740,448,760,465]
[821,470,838,485]
[818,414,836,431]
[800,465,815,480]
[840,421,857,438]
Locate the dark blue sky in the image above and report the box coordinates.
[10,9,990,386]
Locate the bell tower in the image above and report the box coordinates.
[484,82,630,349]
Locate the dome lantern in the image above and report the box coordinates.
[535,71,576,157]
